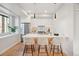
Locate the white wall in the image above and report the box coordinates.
[53,4,74,39]
[53,4,74,55]
[74,4,79,56]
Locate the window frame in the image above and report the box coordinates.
[0,14,10,34]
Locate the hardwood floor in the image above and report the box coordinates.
[1,43,66,56]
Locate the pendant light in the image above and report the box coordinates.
[54,13,56,20]
[55,13,56,19]
[33,3,36,19]
[34,13,36,19]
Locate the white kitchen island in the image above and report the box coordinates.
[0,32,20,55]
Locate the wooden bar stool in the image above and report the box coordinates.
[37,37,49,56]
[50,37,63,56]
[23,37,35,56]
[48,37,53,55]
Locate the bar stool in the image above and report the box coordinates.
[23,37,35,56]
[48,37,53,55]
[50,37,63,56]
[37,37,49,56]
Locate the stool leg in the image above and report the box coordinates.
[50,44,52,54]
[26,45,28,53]
[38,45,40,56]
[45,45,48,56]
[31,45,33,56]
[60,45,63,56]
[33,45,35,52]
[53,45,55,56]
[23,45,27,56]
[57,45,59,53]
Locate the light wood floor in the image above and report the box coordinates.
[1,43,66,56]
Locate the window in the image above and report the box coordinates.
[0,15,2,33]
[0,14,10,33]
[4,16,10,33]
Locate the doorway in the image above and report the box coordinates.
[20,23,30,42]
[21,23,30,35]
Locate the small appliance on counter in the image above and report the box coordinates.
[54,33,59,36]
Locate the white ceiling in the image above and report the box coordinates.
[0,3,63,17]
[19,3,62,14]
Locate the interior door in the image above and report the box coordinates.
[24,23,30,35]
[21,23,30,35]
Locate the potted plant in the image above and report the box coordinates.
[8,26,17,32]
